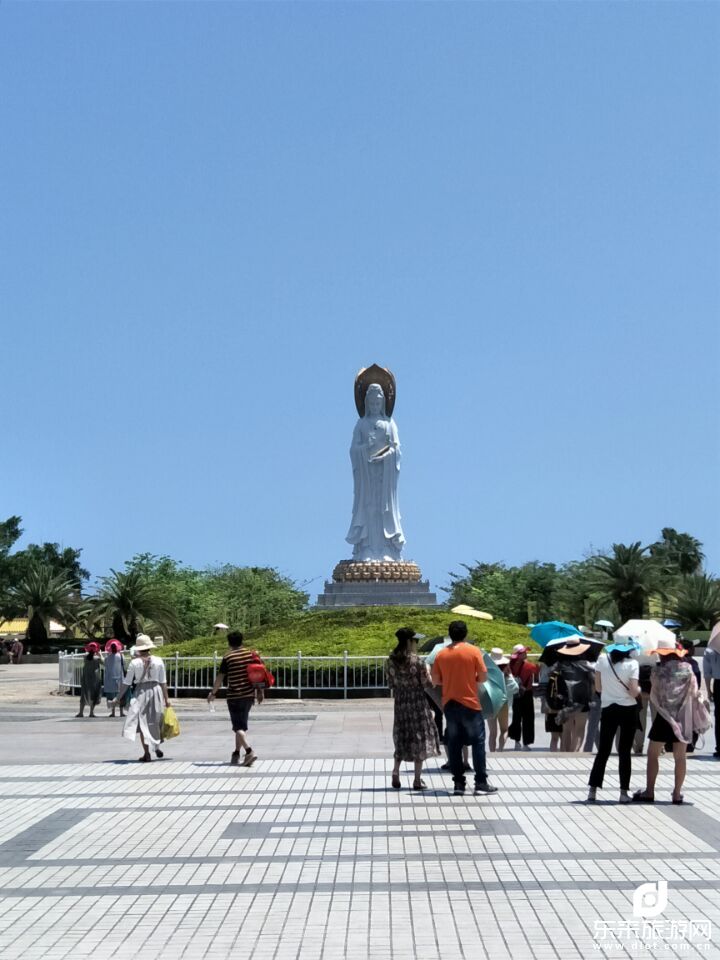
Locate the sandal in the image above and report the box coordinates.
[412,779,427,790]
[632,790,655,803]
[391,774,401,789]
[671,792,684,805]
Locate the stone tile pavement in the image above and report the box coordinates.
[0,688,718,958]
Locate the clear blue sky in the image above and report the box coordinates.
[2,2,719,600]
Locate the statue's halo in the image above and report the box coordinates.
[354,364,396,417]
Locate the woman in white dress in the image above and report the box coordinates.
[112,635,170,762]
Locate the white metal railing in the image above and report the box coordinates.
[57,651,390,699]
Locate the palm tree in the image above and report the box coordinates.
[90,569,182,644]
[670,575,720,630]
[10,563,79,652]
[649,528,704,577]
[590,542,663,624]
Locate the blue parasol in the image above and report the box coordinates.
[479,652,508,718]
[530,621,583,649]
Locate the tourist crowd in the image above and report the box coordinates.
[73,620,719,805]
[384,620,718,803]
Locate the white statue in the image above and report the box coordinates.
[345,382,405,561]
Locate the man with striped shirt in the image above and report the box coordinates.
[208,631,262,766]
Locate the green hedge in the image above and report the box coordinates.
[159,606,533,658]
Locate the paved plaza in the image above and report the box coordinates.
[0,666,718,959]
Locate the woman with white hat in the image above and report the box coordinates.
[112,635,170,762]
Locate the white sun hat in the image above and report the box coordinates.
[134,634,156,652]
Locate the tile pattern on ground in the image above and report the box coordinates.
[0,756,718,959]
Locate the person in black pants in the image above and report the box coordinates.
[587,641,640,803]
[508,645,537,749]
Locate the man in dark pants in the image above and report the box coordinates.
[432,620,498,797]
[508,644,537,750]
[702,639,720,759]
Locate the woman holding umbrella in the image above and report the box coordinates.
[542,639,600,751]
[587,640,640,803]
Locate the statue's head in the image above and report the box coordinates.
[365,383,385,417]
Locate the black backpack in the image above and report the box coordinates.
[546,667,568,712]
[561,661,593,709]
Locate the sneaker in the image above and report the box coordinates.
[242,750,257,767]
[513,741,522,751]
[453,785,466,797]
[230,751,240,766]
[440,761,451,771]
[587,787,597,802]
[474,782,498,795]
[618,792,632,804]
[155,748,164,759]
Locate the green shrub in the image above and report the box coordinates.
[159,606,533,658]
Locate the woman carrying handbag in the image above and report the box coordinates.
[587,640,641,803]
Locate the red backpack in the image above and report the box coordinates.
[246,651,275,689]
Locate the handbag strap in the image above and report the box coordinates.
[608,658,632,694]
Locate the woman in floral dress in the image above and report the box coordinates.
[387,627,440,790]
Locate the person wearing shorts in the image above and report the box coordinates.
[633,647,699,805]
[208,631,263,766]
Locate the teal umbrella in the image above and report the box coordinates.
[530,621,582,649]
[479,652,508,718]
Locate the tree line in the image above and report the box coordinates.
[0,517,308,651]
[446,528,720,631]
[2,517,718,653]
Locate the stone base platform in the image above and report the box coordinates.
[316,578,438,608]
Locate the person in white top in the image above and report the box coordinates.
[587,641,640,803]
[112,635,170,762]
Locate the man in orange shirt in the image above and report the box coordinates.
[432,620,498,797]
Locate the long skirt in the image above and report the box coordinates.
[392,688,440,762]
[122,681,165,746]
[80,661,102,706]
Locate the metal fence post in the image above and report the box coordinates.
[343,650,348,700]
[297,651,302,699]
[213,650,218,689]
[174,651,179,698]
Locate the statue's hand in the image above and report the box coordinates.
[369,445,392,462]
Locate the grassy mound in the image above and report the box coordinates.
[159,606,532,658]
